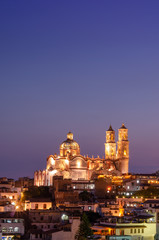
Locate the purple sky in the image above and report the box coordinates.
[0,1,159,179]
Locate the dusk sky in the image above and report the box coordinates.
[1,1,159,179]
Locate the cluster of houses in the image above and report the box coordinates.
[1,173,159,240]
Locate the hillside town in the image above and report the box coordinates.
[1,173,159,240]
[1,126,159,240]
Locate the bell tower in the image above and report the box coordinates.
[105,125,116,160]
[117,123,129,174]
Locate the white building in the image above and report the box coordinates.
[24,198,52,210]
[0,217,24,240]
[34,125,130,186]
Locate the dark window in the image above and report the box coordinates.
[120,230,124,235]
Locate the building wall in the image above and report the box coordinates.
[115,222,156,240]
[0,204,15,212]
[51,218,80,240]
[25,201,52,210]
[79,203,98,212]
[0,192,20,201]
[1,219,24,236]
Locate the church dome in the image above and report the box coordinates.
[59,132,80,157]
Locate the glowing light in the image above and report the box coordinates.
[9,196,13,199]
[51,170,57,175]
[106,146,110,152]
[61,214,69,221]
[12,202,15,205]
[65,159,69,165]
[50,157,55,165]
[77,161,81,168]
[107,187,111,191]
[16,206,19,209]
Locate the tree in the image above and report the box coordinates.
[79,191,94,202]
[133,187,159,198]
[85,211,101,224]
[75,213,93,240]
[21,186,52,202]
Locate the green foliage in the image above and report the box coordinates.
[79,191,94,202]
[22,186,51,202]
[75,213,93,240]
[133,187,159,198]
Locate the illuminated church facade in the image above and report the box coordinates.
[34,124,129,186]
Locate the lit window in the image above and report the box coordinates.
[9,227,13,232]
[13,219,18,223]
[2,227,7,232]
[7,219,12,223]
[14,227,19,232]
[124,150,126,156]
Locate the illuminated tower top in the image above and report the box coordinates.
[106,125,115,143]
[118,123,128,141]
[105,125,116,159]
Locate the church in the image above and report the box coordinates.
[34,124,129,186]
